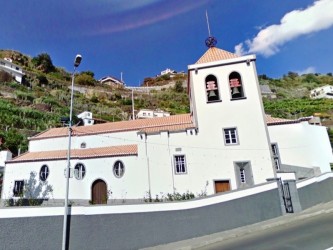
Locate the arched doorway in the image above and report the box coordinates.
[91,179,107,204]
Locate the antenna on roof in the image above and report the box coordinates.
[205,10,217,48]
[206,10,211,37]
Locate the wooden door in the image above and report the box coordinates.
[214,180,230,193]
[92,179,107,204]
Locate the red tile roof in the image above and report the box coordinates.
[265,115,312,126]
[8,144,138,163]
[139,124,196,134]
[31,114,194,140]
[30,113,313,141]
[196,47,238,64]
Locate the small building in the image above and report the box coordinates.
[0,58,25,83]
[77,111,94,126]
[310,85,333,99]
[160,68,176,76]
[260,84,276,99]
[136,109,170,119]
[309,116,321,126]
[99,76,124,88]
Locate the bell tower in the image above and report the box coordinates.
[187,37,275,185]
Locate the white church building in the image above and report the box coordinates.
[2,40,332,204]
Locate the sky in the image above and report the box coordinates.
[1,0,333,86]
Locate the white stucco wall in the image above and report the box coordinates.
[268,122,333,173]
[2,155,148,200]
[29,131,142,152]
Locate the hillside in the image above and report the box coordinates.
[1,49,333,155]
[0,50,189,155]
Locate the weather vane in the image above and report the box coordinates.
[205,10,217,48]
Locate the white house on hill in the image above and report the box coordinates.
[136,109,170,119]
[2,42,332,204]
[0,58,25,83]
[310,85,333,99]
[160,68,176,76]
[77,111,94,126]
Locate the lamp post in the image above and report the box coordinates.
[62,54,82,250]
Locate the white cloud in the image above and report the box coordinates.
[234,43,245,56]
[235,0,333,57]
[297,66,316,75]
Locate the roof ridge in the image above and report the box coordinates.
[195,47,238,64]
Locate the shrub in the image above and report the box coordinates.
[75,73,96,86]
[32,53,55,73]
[0,70,13,83]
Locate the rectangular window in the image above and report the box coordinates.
[271,143,281,170]
[239,168,246,183]
[223,128,238,145]
[174,155,187,174]
[13,180,24,197]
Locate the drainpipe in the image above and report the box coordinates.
[145,134,152,201]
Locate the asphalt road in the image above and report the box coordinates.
[198,211,333,250]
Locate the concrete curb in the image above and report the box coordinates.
[141,201,333,250]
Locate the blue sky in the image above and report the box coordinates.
[1,0,333,86]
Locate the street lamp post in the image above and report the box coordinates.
[62,54,82,250]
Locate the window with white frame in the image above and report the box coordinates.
[223,128,238,145]
[271,143,281,170]
[113,160,125,178]
[13,180,24,197]
[39,165,49,181]
[174,155,187,174]
[74,163,86,180]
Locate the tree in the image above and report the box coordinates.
[287,71,299,79]
[0,129,28,156]
[32,53,55,73]
[37,74,48,86]
[173,80,184,92]
[75,73,96,86]
[81,70,95,78]
[302,73,320,84]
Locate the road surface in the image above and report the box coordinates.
[198,211,333,250]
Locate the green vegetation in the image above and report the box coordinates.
[259,73,333,124]
[263,98,333,119]
[31,53,55,73]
